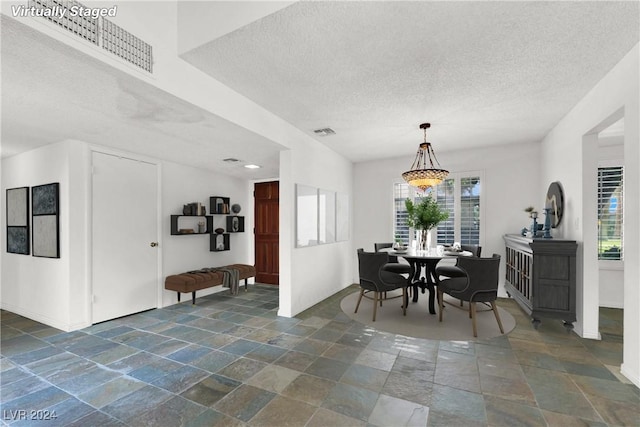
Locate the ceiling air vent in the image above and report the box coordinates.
[27,0,153,73]
[313,128,336,137]
[223,158,240,163]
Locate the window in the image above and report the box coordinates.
[459,177,481,244]
[393,183,410,244]
[598,166,623,260]
[394,172,482,246]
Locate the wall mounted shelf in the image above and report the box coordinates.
[210,233,230,251]
[170,215,213,235]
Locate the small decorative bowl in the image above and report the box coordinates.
[214,228,224,234]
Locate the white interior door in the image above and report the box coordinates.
[92,152,158,323]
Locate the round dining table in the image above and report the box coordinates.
[390,249,472,315]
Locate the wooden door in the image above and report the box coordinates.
[254,181,279,284]
[92,152,159,323]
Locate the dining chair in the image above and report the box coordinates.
[435,245,482,279]
[374,242,411,275]
[356,250,408,321]
[435,245,481,306]
[437,254,504,337]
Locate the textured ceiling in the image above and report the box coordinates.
[1,16,284,179]
[2,2,638,177]
[181,1,640,163]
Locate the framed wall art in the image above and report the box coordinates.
[32,183,60,258]
[6,187,30,255]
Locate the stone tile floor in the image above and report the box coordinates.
[1,284,638,426]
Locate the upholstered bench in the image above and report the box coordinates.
[164,264,256,304]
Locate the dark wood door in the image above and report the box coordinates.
[254,181,279,285]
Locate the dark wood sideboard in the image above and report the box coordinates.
[503,234,578,330]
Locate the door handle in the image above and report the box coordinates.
[150,242,158,247]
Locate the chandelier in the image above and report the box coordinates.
[402,123,449,191]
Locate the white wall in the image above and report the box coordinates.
[278,143,354,317]
[1,141,255,330]
[353,142,541,296]
[540,44,639,386]
[161,160,252,307]
[1,140,88,331]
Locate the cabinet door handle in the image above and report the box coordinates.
[150,242,158,247]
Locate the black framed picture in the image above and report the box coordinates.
[6,187,30,255]
[32,183,60,258]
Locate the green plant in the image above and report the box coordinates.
[405,195,449,231]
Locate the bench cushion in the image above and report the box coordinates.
[164,271,223,293]
[164,264,255,294]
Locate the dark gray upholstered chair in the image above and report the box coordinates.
[435,245,482,279]
[356,250,408,321]
[437,254,504,337]
[375,242,412,275]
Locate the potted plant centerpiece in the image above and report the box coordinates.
[405,195,449,251]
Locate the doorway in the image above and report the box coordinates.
[596,118,625,340]
[92,152,159,323]
[254,181,279,284]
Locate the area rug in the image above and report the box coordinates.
[340,290,516,341]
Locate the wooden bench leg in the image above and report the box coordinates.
[192,292,196,304]
[245,278,248,291]
[177,292,181,302]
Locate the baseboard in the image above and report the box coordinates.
[620,364,640,388]
[0,302,82,332]
[573,322,601,340]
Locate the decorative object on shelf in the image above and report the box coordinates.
[231,203,241,214]
[546,181,564,228]
[215,228,224,234]
[402,123,449,191]
[31,183,61,258]
[523,206,539,237]
[182,202,205,216]
[232,216,239,232]
[210,196,231,215]
[179,228,194,234]
[405,195,448,251]
[6,186,30,255]
[543,208,553,238]
[198,220,206,234]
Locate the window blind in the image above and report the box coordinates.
[598,166,623,260]
[393,183,410,245]
[436,179,455,245]
[460,177,481,245]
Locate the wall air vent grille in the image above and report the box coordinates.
[28,0,99,45]
[313,128,336,136]
[26,0,153,73]
[102,18,153,73]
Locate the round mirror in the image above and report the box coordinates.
[545,182,564,228]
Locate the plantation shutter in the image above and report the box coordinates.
[393,183,410,245]
[598,166,623,260]
[436,179,455,244]
[460,177,480,245]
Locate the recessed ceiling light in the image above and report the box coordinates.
[244,164,261,169]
